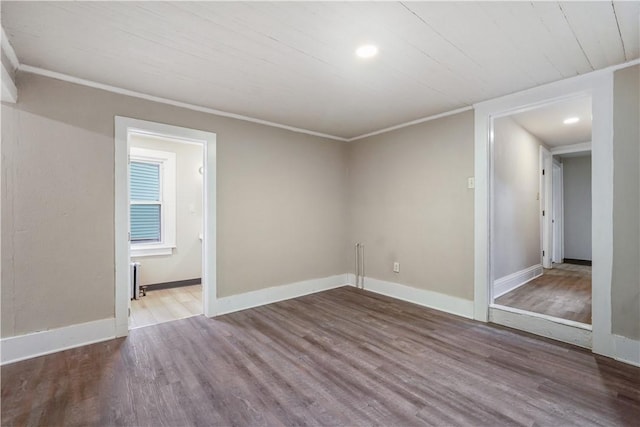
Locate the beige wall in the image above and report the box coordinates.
[492,116,543,279]
[1,72,349,338]
[562,154,592,261]
[347,111,475,300]
[611,64,640,340]
[130,134,203,286]
[3,66,638,346]
[2,102,114,336]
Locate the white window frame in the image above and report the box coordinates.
[129,146,176,257]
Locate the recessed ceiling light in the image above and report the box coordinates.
[356,44,378,59]
[563,117,580,125]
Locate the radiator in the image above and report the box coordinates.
[130,262,141,300]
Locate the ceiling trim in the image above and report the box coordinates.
[344,58,639,143]
[1,28,19,71]
[14,56,640,144]
[473,58,640,115]
[18,64,350,142]
[18,63,475,144]
[1,63,17,103]
[346,105,473,142]
[551,141,592,155]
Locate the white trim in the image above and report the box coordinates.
[492,304,592,330]
[213,274,348,316]
[590,73,615,357]
[474,65,615,358]
[613,335,640,367]
[474,105,491,322]
[1,62,17,103]
[19,64,348,142]
[552,162,564,264]
[130,245,173,257]
[493,264,543,298]
[490,306,592,349]
[16,59,639,145]
[0,318,115,365]
[347,275,474,319]
[1,27,19,71]
[540,146,553,269]
[115,120,129,336]
[115,117,216,337]
[551,141,592,155]
[346,59,636,142]
[346,106,473,142]
[129,130,205,147]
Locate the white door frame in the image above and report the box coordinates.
[115,117,217,337]
[552,160,564,264]
[540,146,553,269]
[549,143,593,265]
[474,67,615,357]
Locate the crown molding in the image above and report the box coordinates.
[346,106,474,142]
[1,27,18,103]
[1,28,19,71]
[16,57,640,143]
[550,141,592,155]
[1,62,17,103]
[18,62,474,142]
[18,64,349,142]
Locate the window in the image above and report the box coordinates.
[130,161,162,242]
[129,147,176,257]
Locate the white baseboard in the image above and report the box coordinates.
[213,274,349,316]
[347,274,474,319]
[613,335,640,367]
[1,318,116,365]
[493,264,543,298]
[490,305,592,349]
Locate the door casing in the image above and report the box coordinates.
[115,117,217,336]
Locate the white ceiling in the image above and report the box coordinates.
[510,96,592,147]
[3,1,639,139]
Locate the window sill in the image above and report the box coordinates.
[131,245,174,258]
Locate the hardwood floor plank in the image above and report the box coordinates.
[130,285,202,329]
[2,287,638,426]
[495,263,592,324]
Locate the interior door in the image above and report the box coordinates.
[540,146,553,269]
[552,162,563,264]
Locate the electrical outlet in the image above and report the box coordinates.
[393,262,400,273]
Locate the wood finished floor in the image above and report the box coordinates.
[495,263,592,324]
[2,287,638,426]
[130,284,202,329]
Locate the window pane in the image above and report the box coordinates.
[131,204,161,242]
[131,162,160,201]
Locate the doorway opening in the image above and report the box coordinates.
[114,117,217,337]
[474,70,614,355]
[490,96,592,345]
[490,96,593,327]
[129,133,204,328]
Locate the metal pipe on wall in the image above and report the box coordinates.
[355,243,360,287]
[354,243,365,289]
[360,245,365,288]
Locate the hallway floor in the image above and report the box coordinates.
[494,263,591,324]
[130,284,202,328]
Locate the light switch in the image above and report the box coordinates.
[467,177,475,189]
